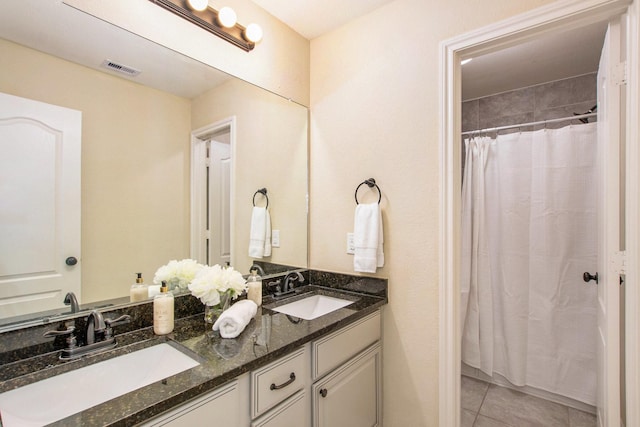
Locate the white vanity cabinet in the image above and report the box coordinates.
[311,311,382,427]
[139,308,382,427]
[139,374,250,426]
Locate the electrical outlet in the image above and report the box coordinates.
[272,230,280,247]
[347,232,355,254]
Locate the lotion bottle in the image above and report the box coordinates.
[130,272,148,302]
[153,281,174,335]
[247,268,262,306]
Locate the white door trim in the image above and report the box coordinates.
[190,117,237,265]
[438,1,638,426]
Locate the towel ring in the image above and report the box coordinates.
[354,178,381,205]
[253,188,269,208]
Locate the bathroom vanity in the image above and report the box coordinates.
[0,273,387,426]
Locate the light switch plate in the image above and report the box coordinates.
[347,232,355,254]
[272,230,280,247]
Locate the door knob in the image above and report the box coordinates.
[319,388,328,398]
[583,272,598,284]
[65,256,78,266]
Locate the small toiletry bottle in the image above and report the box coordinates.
[153,281,174,335]
[130,272,148,302]
[247,268,262,306]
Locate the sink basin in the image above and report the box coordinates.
[0,343,199,426]
[270,294,354,320]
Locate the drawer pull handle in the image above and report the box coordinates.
[270,372,296,390]
[319,388,328,398]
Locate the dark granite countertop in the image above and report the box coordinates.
[0,285,386,426]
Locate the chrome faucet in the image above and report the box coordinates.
[251,264,266,276]
[283,271,304,293]
[64,292,80,313]
[43,311,131,360]
[85,310,107,344]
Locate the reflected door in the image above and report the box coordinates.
[209,137,231,266]
[0,92,81,318]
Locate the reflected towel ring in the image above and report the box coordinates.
[253,188,269,208]
[354,178,381,205]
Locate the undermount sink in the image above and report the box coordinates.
[270,294,355,320]
[0,343,199,426]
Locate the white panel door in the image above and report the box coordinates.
[0,92,81,319]
[596,18,623,427]
[209,138,231,266]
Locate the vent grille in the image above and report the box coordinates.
[100,60,141,77]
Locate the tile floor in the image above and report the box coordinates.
[461,375,597,427]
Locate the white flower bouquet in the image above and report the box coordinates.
[188,264,247,306]
[153,259,204,291]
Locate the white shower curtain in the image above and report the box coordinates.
[461,123,599,405]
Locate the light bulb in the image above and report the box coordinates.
[217,7,237,28]
[187,0,208,12]
[244,23,263,43]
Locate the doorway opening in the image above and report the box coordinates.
[439,1,639,427]
[191,117,236,267]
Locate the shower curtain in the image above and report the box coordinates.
[461,122,599,405]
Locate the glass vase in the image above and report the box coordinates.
[204,292,231,324]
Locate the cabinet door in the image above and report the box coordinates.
[312,344,381,427]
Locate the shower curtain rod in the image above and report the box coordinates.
[461,112,597,136]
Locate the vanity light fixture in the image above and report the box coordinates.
[149,0,262,51]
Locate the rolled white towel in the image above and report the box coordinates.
[213,299,258,338]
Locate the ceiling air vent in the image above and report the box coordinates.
[100,60,141,77]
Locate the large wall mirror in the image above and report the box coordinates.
[0,0,308,328]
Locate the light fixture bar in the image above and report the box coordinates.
[149,0,255,51]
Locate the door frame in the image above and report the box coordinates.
[438,0,639,426]
[190,117,237,265]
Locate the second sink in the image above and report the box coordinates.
[269,294,354,320]
[0,343,199,426]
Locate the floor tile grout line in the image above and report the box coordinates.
[471,382,490,427]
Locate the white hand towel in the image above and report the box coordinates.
[249,207,272,258]
[263,209,272,257]
[353,203,384,273]
[213,299,258,338]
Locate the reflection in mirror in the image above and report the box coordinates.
[0,0,308,328]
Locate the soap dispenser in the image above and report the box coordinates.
[247,268,262,306]
[153,281,174,335]
[130,272,148,302]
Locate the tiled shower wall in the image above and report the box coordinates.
[462,72,597,133]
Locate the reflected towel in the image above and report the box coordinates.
[249,207,272,258]
[213,299,258,338]
[353,203,384,273]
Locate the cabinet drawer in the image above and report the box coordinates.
[141,379,242,426]
[312,310,380,380]
[252,346,308,419]
[251,390,309,427]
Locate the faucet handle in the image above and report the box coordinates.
[105,314,131,328]
[43,325,75,337]
[44,324,77,350]
[103,314,131,339]
[267,280,282,293]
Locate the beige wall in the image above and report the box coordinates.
[308,0,555,425]
[0,39,192,303]
[63,0,310,106]
[191,78,308,274]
